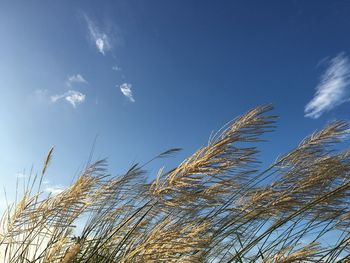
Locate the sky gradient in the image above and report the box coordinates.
[1,1,350,205]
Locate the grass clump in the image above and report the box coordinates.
[1,105,350,262]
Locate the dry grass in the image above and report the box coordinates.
[1,105,350,262]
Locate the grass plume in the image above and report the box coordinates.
[1,105,350,262]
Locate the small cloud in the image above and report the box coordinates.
[305,53,350,119]
[44,185,65,196]
[120,83,135,102]
[112,65,122,71]
[67,74,88,86]
[51,90,86,108]
[83,14,112,55]
[66,91,85,107]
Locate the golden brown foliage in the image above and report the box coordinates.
[1,105,350,262]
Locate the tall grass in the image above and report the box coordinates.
[1,105,350,262]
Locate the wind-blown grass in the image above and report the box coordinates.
[1,105,350,262]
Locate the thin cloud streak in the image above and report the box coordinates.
[44,185,65,195]
[67,74,88,86]
[83,13,111,55]
[43,180,65,196]
[305,53,350,119]
[120,83,135,102]
[51,90,86,108]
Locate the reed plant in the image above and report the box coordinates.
[1,105,350,262]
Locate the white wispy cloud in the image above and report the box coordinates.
[67,74,88,86]
[51,90,86,108]
[305,53,350,119]
[83,14,111,55]
[44,185,65,196]
[120,83,135,102]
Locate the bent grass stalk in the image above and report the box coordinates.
[1,105,350,262]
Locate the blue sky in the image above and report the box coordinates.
[1,1,350,203]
